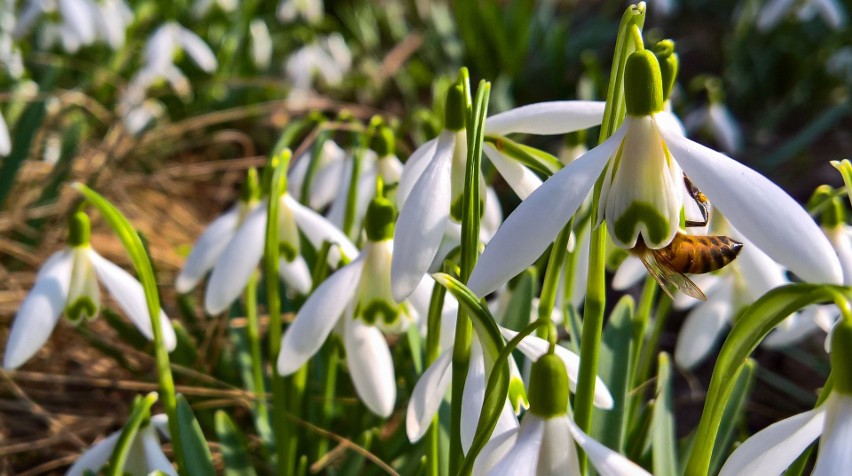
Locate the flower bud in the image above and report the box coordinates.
[68,211,91,247]
[830,316,852,395]
[653,40,679,102]
[240,168,261,203]
[371,125,396,157]
[444,83,466,131]
[365,196,396,242]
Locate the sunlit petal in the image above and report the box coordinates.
[392,131,454,301]
[662,130,843,284]
[176,25,217,72]
[277,257,365,375]
[66,430,121,476]
[204,205,266,315]
[612,256,646,291]
[487,414,544,476]
[397,137,438,208]
[407,349,453,442]
[567,417,651,476]
[285,194,358,264]
[468,126,626,296]
[138,424,177,475]
[813,394,852,475]
[484,101,605,136]
[0,112,10,156]
[278,255,312,295]
[3,250,73,369]
[88,249,176,351]
[175,206,240,294]
[539,416,581,474]
[482,144,543,200]
[674,283,733,369]
[720,406,824,475]
[344,317,396,418]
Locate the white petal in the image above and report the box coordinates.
[0,112,10,156]
[813,0,847,29]
[539,416,581,474]
[285,194,358,265]
[204,205,266,315]
[482,186,504,242]
[138,425,177,475]
[662,129,843,285]
[3,250,72,369]
[672,274,722,310]
[757,0,796,31]
[175,206,240,293]
[276,257,365,375]
[567,417,651,476]
[461,342,520,453]
[391,132,454,301]
[826,226,852,284]
[500,327,614,409]
[145,24,177,72]
[707,104,742,155]
[468,126,626,297]
[674,284,733,369]
[719,406,824,476]
[813,394,852,475]
[482,144,543,200]
[278,256,312,295]
[612,256,647,291]
[473,426,519,476]
[762,309,824,348]
[407,349,453,442]
[88,250,176,351]
[67,430,121,476]
[60,0,96,45]
[177,26,217,72]
[344,317,396,418]
[487,414,545,476]
[397,137,438,209]
[484,101,605,136]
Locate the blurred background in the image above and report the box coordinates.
[0,0,850,473]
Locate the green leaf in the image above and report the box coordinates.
[0,101,46,210]
[686,284,850,475]
[215,411,258,476]
[591,295,635,452]
[651,353,677,476]
[708,358,757,476]
[108,392,159,476]
[176,395,215,476]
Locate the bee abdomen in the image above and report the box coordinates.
[686,235,743,274]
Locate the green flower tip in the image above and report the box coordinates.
[68,211,91,247]
[444,83,466,131]
[528,353,569,418]
[625,50,664,116]
[652,40,678,102]
[240,168,261,203]
[830,316,852,395]
[371,126,396,157]
[365,195,396,241]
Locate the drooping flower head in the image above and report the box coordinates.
[469,47,842,297]
[4,211,176,370]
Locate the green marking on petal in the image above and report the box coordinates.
[528,353,569,418]
[66,297,98,323]
[508,376,529,414]
[279,242,297,262]
[360,300,400,326]
[613,201,671,246]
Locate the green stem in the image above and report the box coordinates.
[244,272,273,449]
[264,151,292,476]
[342,147,364,240]
[537,221,573,341]
[73,184,187,474]
[426,281,447,476]
[629,276,658,383]
[574,5,645,473]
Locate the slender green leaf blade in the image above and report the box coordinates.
[176,395,215,476]
[215,410,258,476]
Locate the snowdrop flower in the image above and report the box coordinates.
[176,169,261,294]
[91,0,132,50]
[203,178,358,315]
[250,19,273,70]
[757,0,846,31]
[277,0,324,24]
[475,353,648,476]
[288,137,348,210]
[392,82,606,300]
[720,318,852,475]
[277,194,422,417]
[468,49,842,297]
[684,102,742,155]
[3,212,176,370]
[68,413,174,476]
[14,0,98,52]
[285,33,351,103]
[144,22,217,75]
[406,318,614,448]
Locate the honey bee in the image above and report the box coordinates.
[629,175,743,301]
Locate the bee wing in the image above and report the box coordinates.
[637,251,707,302]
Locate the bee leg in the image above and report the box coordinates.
[684,175,711,228]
